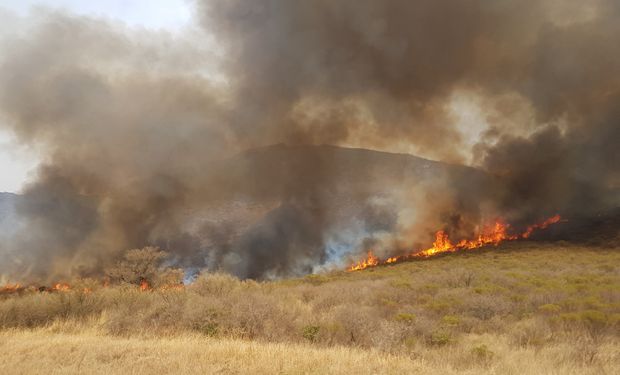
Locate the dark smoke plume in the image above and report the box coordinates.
[0,1,618,281]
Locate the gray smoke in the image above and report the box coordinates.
[0,1,618,281]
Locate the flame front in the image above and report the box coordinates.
[522,214,561,238]
[52,283,71,292]
[140,279,150,291]
[347,215,563,271]
[0,284,22,294]
[348,251,380,271]
[1,280,184,293]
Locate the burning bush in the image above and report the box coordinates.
[105,247,183,288]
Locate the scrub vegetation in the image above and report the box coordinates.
[1,242,619,374]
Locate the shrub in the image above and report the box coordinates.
[539,304,562,314]
[190,272,241,297]
[510,318,553,347]
[196,322,219,337]
[302,325,321,342]
[471,344,494,362]
[105,247,182,287]
[395,313,416,324]
[559,310,611,338]
[429,331,451,346]
[442,315,460,327]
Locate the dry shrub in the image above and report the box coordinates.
[0,291,104,328]
[105,247,183,287]
[190,272,242,297]
[182,293,226,336]
[509,317,554,347]
[325,304,386,347]
[221,290,298,341]
[462,294,512,321]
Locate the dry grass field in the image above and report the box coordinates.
[0,328,424,375]
[1,242,619,374]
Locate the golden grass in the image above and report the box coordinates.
[0,326,617,375]
[0,327,423,375]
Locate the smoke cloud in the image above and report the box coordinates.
[0,1,618,281]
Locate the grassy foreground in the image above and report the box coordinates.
[1,242,619,374]
[0,327,423,375]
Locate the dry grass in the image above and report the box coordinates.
[1,242,619,374]
[0,327,423,375]
[0,325,617,375]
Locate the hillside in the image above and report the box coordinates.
[1,242,618,374]
[0,145,504,280]
[214,144,496,198]
[2,145,617,281]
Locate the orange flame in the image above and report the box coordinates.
[347,215,563,271]
[0,283,22,294]
[52,283,71,292]
[348,251,380,272]
[1,280,183,294]
[140,279,150,291]
[522,214,561,238]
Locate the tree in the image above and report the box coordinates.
[105,246,182,287]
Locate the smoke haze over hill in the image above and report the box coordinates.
[0,1,618,281]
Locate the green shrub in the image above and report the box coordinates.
[559,310,613,338]
[471,344,494,361]
[196,322,219,337]
[429,331,451,346]
[442,315,460,327]
[395,313,416,324]
[302,325,321,342]
[538,304,561,314]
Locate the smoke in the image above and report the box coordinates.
[0,1,618,281]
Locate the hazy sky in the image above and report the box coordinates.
[0,0,192,192]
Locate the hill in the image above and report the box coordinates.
[159,144,503,278]
[0,145,503,280]
[2,145,617,280]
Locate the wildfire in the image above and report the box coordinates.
[0,283,23,294]
[52,283,71,292]
[140,279,150,291]
[348,251,380,271]
[1,279,183,294]
[522,214,562,238]
[347,215,563,271]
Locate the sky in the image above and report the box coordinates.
[0,0,192,192]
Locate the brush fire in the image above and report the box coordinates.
[0,0,617,286]
[0,280,182,296]
[0,214,567,287]
[348,215,563,271]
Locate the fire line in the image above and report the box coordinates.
[348,215,562,272]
